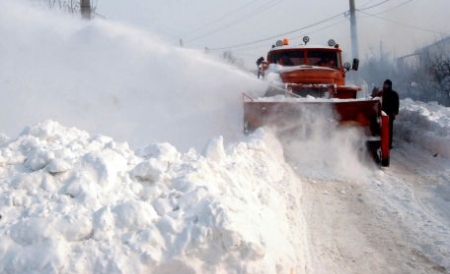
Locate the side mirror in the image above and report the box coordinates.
[352,58,359,71]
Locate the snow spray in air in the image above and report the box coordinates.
[273,103,375,181]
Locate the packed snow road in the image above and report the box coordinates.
[296,140,450,274]
[278,98,450,274]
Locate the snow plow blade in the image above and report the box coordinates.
[243,93,390,166]
[243,93,381,132]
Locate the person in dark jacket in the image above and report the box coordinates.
[381,79,400,149]
[256,57,265,79]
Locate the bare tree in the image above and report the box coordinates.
[360,39,450,106]
[359,51,396,91]
[32,0,96,17]
[428,57,450,106]
[405,41,450,106]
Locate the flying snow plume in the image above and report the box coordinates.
[274,103,376,181]
[0,0,266,152]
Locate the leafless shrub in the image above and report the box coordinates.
[31,0,97,16]
[360,38,450,106]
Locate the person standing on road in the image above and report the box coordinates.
[381,79,400,149]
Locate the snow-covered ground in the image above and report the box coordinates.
[1,1,449,273]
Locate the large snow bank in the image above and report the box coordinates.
[396,99,450,157]
[0,121,306,273]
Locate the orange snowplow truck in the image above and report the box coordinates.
[244,37,390,166]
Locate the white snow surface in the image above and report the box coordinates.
[0,121,305,273]
[1,1,450,274]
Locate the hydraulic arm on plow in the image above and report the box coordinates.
[245,37,390,166]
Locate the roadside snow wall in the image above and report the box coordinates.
[0,121,307,273]
[396,99,450,157]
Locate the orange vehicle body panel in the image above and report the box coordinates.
[280,68,343,85]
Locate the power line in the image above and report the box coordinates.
[287,17,347,42]
[358,0,394,11]
[305,18,349,37]
[374,0,420,15]
[207,11,346,51]
[358,10,447,35]
[360,0,378,8]
[219,16,348,55]
[182,0,261,37]
[185,0,286,44]
[232,43,273,53]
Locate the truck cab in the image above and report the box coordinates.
[260,38,359,99]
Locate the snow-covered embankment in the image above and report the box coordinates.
[0,121,307,273]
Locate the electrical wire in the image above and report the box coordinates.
[182,0,261,37]
[374,0,420,15]
[206,11,346,51]
[232,43,273,53]
[360,0,378,8]
[291,17,347,40]
[358,0,394,11]
[229,17,348,55]
[358,10,447,35]
[185,0,286,44]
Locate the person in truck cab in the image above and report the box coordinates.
[317,57,336,68]
[277,54,293,66]
[326,59,336,68]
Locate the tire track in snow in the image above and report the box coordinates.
[293,141,450,273]
[372,142,450,273]
[300,177,421,274]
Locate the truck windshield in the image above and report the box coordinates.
[307,51,339,68]
[269,50,339,68]
[270,51,305,66]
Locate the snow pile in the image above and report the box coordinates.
[396,99,450,157]
[0,121,305,273]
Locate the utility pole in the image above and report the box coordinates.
[81,0,92,20]
[349,0,359,59]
